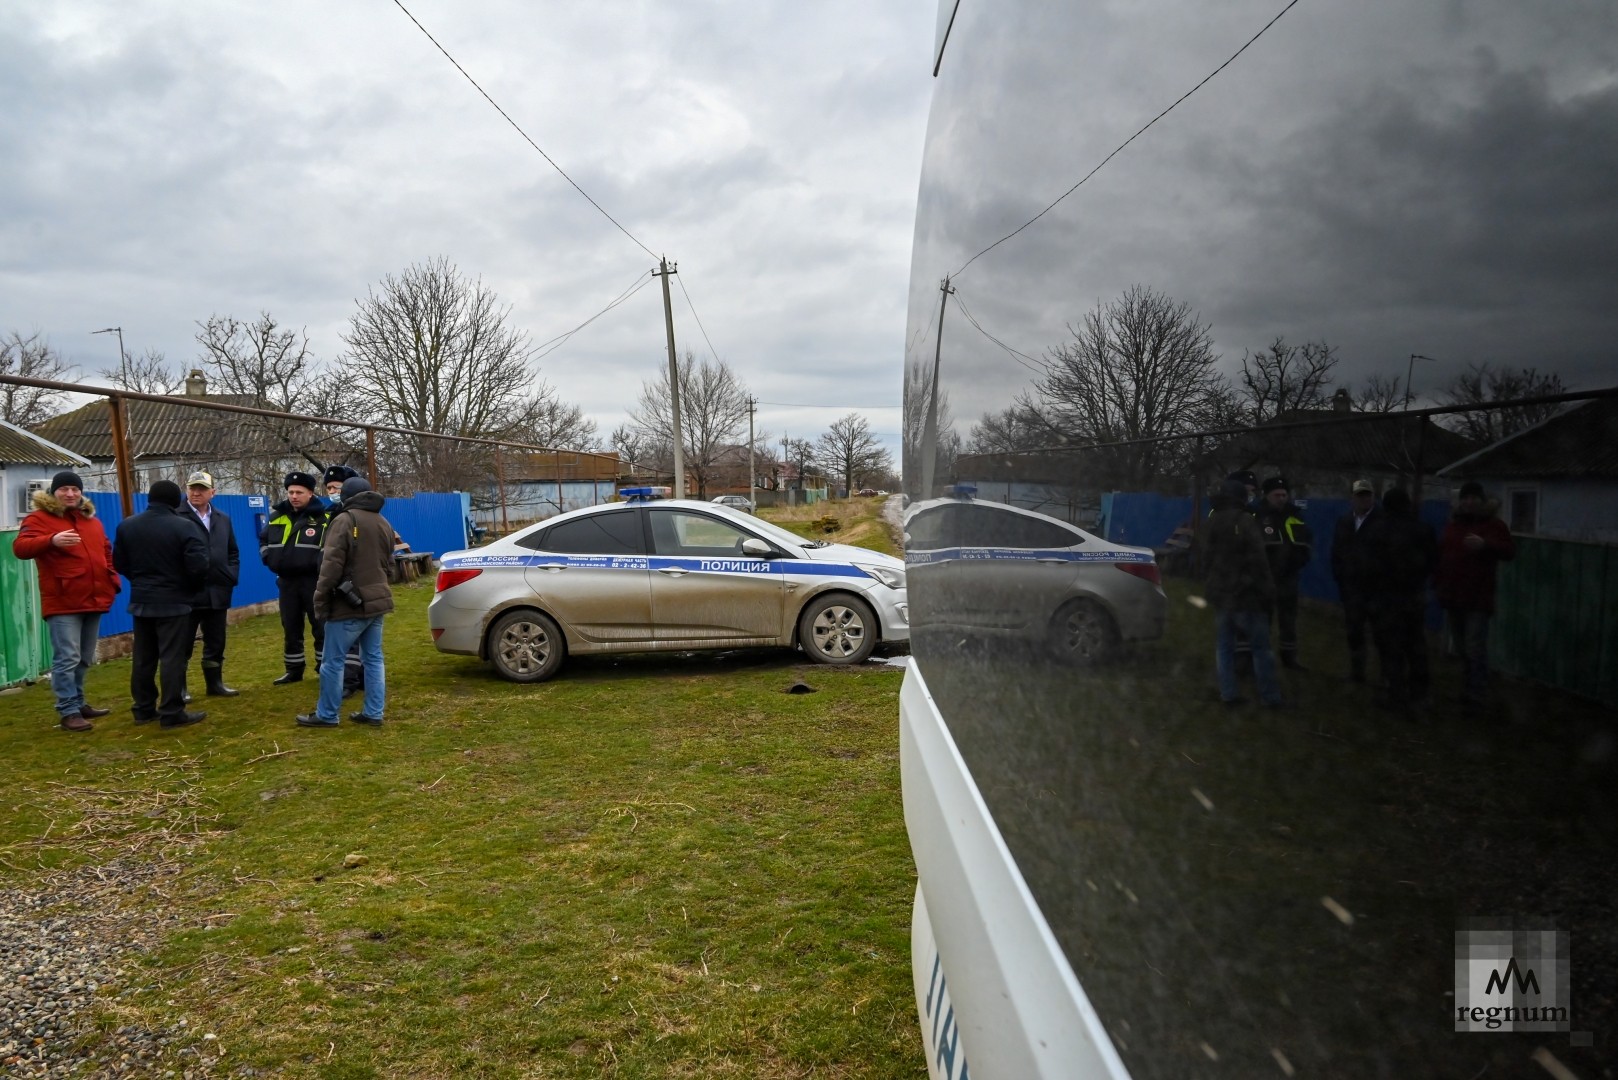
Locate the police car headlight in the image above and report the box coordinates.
[855,562,905,589]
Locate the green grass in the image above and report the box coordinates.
[1,582,922,1078]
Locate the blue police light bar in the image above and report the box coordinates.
[946,483,977,499]
[619,486,672,502]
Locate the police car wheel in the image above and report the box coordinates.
[488,610,565,683]
[1048,598,1119,664]
[798,594,878,665]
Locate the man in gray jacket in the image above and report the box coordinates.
[297,476,395,728]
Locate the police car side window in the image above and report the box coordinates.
[959,504,1081,549]
[649,510,750,557]
[519,511,645,555]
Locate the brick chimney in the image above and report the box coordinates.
[185,369,207,397]
[1332,387,1352,413]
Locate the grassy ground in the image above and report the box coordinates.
[1,580,922,1078]
[757,497,899,559]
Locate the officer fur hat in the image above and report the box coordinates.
[1261,475,1289,495]
[284,471,319,493]
[323,464,360,488]
[1226,469,1257,489]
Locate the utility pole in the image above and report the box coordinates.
[780,434,792,506]
[747,395,757,509]
[92,327,127,388]
[919,276,955,497]
[654,258,686,497]
[1405,353,1437,410]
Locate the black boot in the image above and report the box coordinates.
[273,667,304,686]
[204,663,240,697]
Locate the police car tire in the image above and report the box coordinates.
[797,593,878,665]
[1048,598,1119,665]
[487,609,566,683]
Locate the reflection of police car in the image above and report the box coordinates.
[904,490,1166,662]
[429,489,908,681]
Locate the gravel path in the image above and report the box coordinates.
[0,859,209,1079]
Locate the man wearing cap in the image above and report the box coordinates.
[1331,480,1381,682]
[1435,481,1516,705]
[262,471,330,684]
[12,471,121,732]
[179,471,241,697]
[1255,476,1313,669]
[298,476,394,728]
[112,480,211,729]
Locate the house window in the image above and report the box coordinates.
[1507,489,1539,534]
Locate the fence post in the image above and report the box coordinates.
[107,393,137,517]
[365,428,379,490]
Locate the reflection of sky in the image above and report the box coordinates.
[907,1,1618,439]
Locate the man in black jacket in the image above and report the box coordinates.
[262,471,329,684]
[1331,479,1381,683]
[113,480,210,728]
[1255,475,1313,669]
[181,471,241,697]
[1360,487,1437,713]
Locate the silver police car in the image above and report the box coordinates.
[430,492,909,681]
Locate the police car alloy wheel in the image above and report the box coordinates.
[798,593,877,665]
[1048,598,1119,664]
[489,610,565,683]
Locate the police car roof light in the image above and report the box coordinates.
[946,484,977,499]
[619,486,672,502]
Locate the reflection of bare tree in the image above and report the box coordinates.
[903,356,962,487]
[1238,337,1338,422]
[1,330,72,427]
[1439,362,1567,444]
[1353,374,1405,413]
[628,351,750,498]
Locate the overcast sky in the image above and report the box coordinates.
[0,1,936,461]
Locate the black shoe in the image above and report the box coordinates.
[273,670,304,686]
[79,704,112,720]
[207,685,240,697]
[133,712,157,726]
[347,712,383,726]
[160,711,206,729]
[296,713,340,728]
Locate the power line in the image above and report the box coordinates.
[756,400,902,409]
[674,273,722,363]
[950,291,1049,376]
[953,0,1305,277]
[390,0,657,260]
[533,270,655,361]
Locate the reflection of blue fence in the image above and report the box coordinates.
[73,490,470,639]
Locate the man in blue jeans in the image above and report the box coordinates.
[297,476,394,728]
[1201,478,1283,708]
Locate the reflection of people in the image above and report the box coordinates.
[114,480,210,729]
[1331,479,1380,683]
[298,477,394,728]
[1361,488,1437,714]
[181,471,240,697]
[12,471,121,732]
[262,471,329,685]
[1256,476,1312,669]
[1435,481,1516,706]
[1202,478,1282,708]
[1223,469,1260,673]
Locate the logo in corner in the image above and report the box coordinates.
[1455,918,1569,1032]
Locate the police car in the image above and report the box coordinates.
[429,489,909,682]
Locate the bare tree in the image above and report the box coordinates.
[903,355,963,489]
[340,258,580,492]
[1,331,72,427]
[968,401,1064,453]
[1353,374,1405,413]
[509,392,597,451]
[814,413,892,496]
[628,350,750,498]
[1237,337,1338,422]
[1439,363,1568,445]
[101,347,183,395]
[1025,285,1226,489]
[782,436,819,492]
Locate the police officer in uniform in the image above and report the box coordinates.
[1255,475,1313,669]
[262,471,329,684]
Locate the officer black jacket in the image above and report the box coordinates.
[261,497,330,577]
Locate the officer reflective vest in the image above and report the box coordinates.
[261,498,330,577]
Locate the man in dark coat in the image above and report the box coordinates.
[261,471,329,684]
[180,471,241,697]
[321,464,366,698]
[1435,480,1517,705]
[1201,478,1283,708]
[1255,475,1313,669]
[1330,479,1381,683]
[298,476,395,728]
[1360,487,1437,713]
[11,470,121,731]
[112,480,210,729]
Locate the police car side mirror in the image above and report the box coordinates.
[741,538,774,559]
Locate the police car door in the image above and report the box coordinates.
[519,508,653,643]
[645,508,787,643]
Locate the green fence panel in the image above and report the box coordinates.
[0,530,51,689]
[1490,535,1617,708]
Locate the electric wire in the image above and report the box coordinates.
[391,0,657,260]
[952,0,1305,277]
[675,273,722,363]
[950,290,1050,376]
[755,401,902,409]
[533,270,655,361]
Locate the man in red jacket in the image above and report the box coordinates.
[11,471,121,731]
[1435,480,1516,705]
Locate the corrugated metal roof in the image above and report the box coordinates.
[31,395,346,461]
[0,418,87,467]
[1216,411,1477,475]
[1440,398,1618,480]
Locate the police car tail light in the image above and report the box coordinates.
[436,568,483,592]
[1115,561,1161,586]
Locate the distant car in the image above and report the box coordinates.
[903,494,1165,663]
[429,496,909,682]
[711,494,755,513]
[856,488,879,497]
